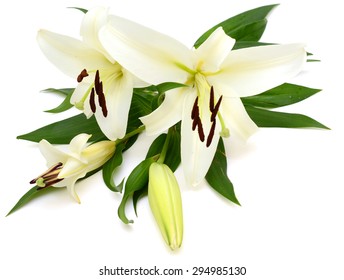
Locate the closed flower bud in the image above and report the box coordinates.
[148,162,183,250]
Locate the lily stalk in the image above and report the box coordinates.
[98,15,306,186]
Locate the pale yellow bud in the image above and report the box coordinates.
[148,162,183,250]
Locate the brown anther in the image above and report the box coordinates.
[191,96,199,120]
[206,119,216,147]
[197,120,205,142]
[90,88,96,113]
[190,96,205,141]
[30,162,63,188]
[94,70,101,94]
[209,86,215,112]
[77,69,89,83]
[99,93,108,117]
[211,95,223,122]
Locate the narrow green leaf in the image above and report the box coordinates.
[17,114,106,144]
[228,19,267,42]
[163,125,181,172]
[42,88,74,113]
[206,138,240,205]
[156,82,187,93]
[42,88,74,96]
[133,187,147,216]
[245,106,330,129]
[307,59,321,62]
[233,41,274,50]
[242,83,322,109]
[6,186,57,216]
[194,4,278,48]
[102,143,126,192]
[146,134,167,158]
[68,7,88,14]
[45,96,73,113]
[118,157,156,224]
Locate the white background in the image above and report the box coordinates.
[1,0,343,279]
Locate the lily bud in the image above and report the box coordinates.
[148,162,183,250]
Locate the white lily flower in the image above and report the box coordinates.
[30,134,116,203]
[99,17,306,186]
[37,7,145,140]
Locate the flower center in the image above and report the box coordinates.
[190,73,229,147]
[77,69,108,117]
[76,64,123,117]
[30,162,63,188]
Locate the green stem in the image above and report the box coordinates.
[116,125,145,145]
[157,128,173,164]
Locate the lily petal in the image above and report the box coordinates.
[39,140,68,167]
[211,44,306,97]
[194,27,235,72]
[181,91,220,186]
[140,88,186,135]
[62,177,81,203]
[37,30,111,79]
[80,7,114,63]
[58,157,86,179]
[99,16,193,85]
[220,96,259,140]
[69,133,92,159]
[94,69,134,140]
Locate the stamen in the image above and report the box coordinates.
[190,96,205,142]
[99,95,108,117]
[93,71,108,117]
[77,69,88,83]
[30,162,63,188]
[209,86,215,112]
[206,119,216,147]
[90,88,96,113]
[94,70,101,93]
[211,95,223,122]
[191,97,199,119]
[197,120,205,142]
[30,162,63,184]
[192,99,199,131]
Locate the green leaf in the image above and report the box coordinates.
[245,106,330,129]
[242,83,322,109]
[194,4,278,48]
[118,157,156,224]
[228,19,267,42]
[156,82,187,93]
[102,143,126,192]
[133,187,147,216]
[42,88,74,96]
[233,41,274,50]
[163,125,181,172]
[6,186,58,216]
[68,7,88,14]
[42,88,74,113]
[17,114,106,144]
[146,134,167,158]
[206,138,240,205]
